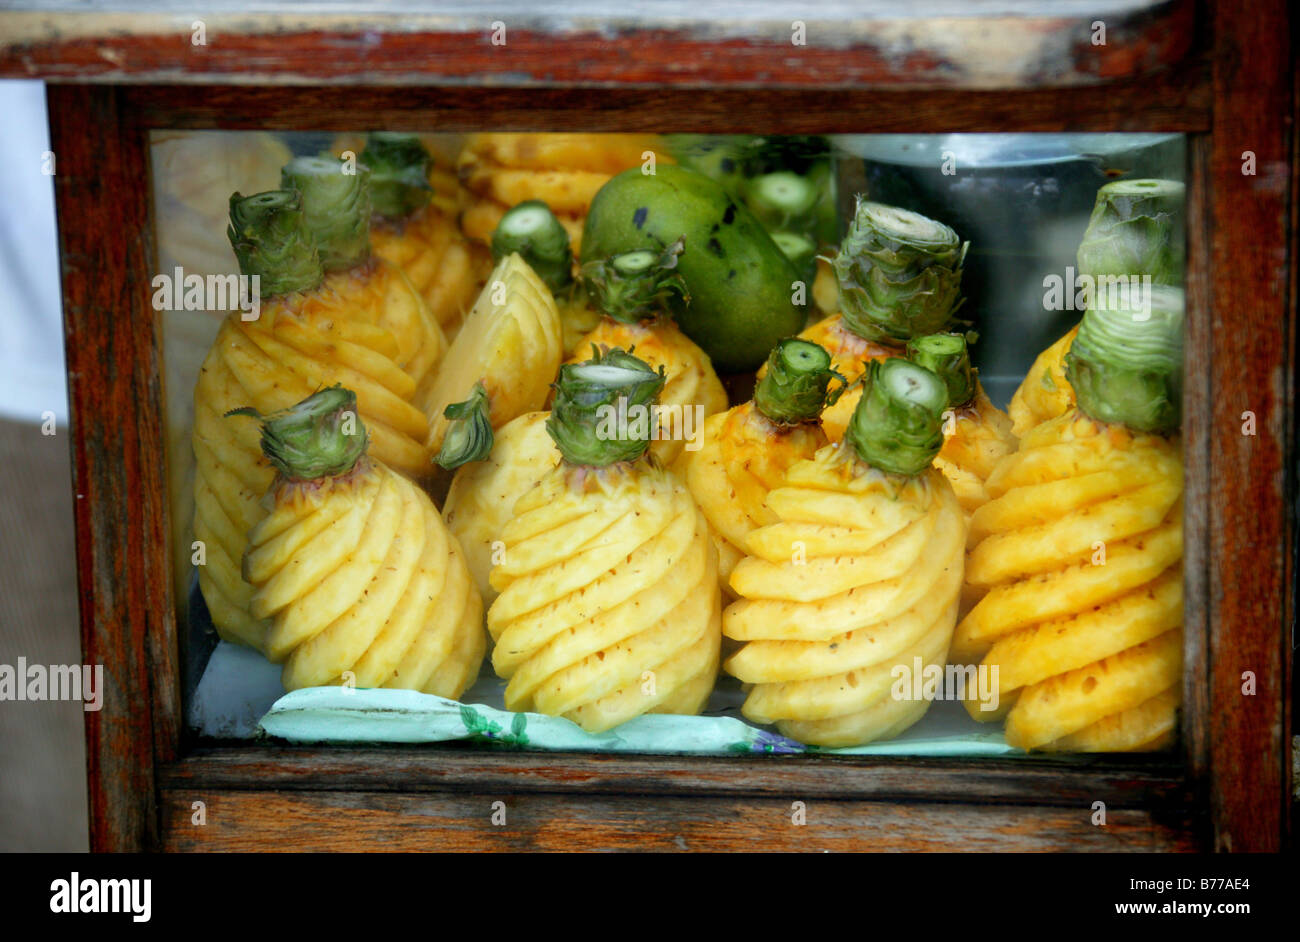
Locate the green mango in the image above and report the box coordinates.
[581,165,807,373]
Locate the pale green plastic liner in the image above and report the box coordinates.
[258,670,1020,757]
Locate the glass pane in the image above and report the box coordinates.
[155,131,1186,756]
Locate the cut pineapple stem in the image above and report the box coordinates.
[227,189,324,297]
[883,360,948,410]
[753,338,840,426]
[845,358,947,476]
[499,202,561,240]
[610,250,659,276]
[548,347,665,466]
[491,200,574,293]
[749,171,818,217]
[771,231,816,265]
[229,385,369,482]
[1097,178,1184,199]
[860,201,951,243]
[906,332,975,408]
[1065,285,1185,433]
[435,381,495,470]
[361,132,433,221]
[281,155,371,272]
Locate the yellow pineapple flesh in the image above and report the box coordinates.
[953,411,1184,751]
[565,318,728,465]
[673,402,828,595]
[418,253,563,456]
[192,260,442,653]
[1007,324,1078,438]
[487,460,721,733]
[244,457,485,697]
[723,444,965,747]
[370,205,493,340]
[934,383,1018,522]
[442,411,560,606]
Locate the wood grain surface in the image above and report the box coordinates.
[49,84,183,853]
[114,69,1213,134]
[159,789,1200,852]
[1202,0,1293,853]
[1,1,1196,90]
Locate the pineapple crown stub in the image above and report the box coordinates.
[281,155,373,273]
[753,338,845,426]
[581,237,690,324]
[227,385,369,481]
[435,381,495,471]
[227,189,324,297]
[1065,285,1185,435]
[832,198,968,345]
[491,200,575,295]
[361,132,435,221]
[547,346,666,467]
[1076,178,1186,288]
[845,358,948,477]
[906,332,976,409]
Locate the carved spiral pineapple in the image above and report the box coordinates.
[953,412,1184,750]
[239,388,485,696]
[955,287,1185,751]
[486,349,721,733]
[723,359,964,747]
[195,176,443,653]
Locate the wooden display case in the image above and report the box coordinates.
[0,0,1291,852]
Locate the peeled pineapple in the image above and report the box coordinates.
[674,339,841,593]
[953,412,1184,750]
[956,288,1185,751]
[723,359,963,747]
[1007,324,1078,438]
[487,348,721,733]
[238,388,485,696]
[566,319,727,464]
[567,239,727,465]
[458,133,664,254]
[357,133,493,339]
[195,183,443,653]
[418,253,563,458]
[443,411,560,606]
[371,209,491,339]
[935,391,1017,520]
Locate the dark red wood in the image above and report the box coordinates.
[115,68,1212,134]
[158,789,1201,852]
[1204,0,1293,852]
[0,2,1196,89]
[49,84,183,852]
